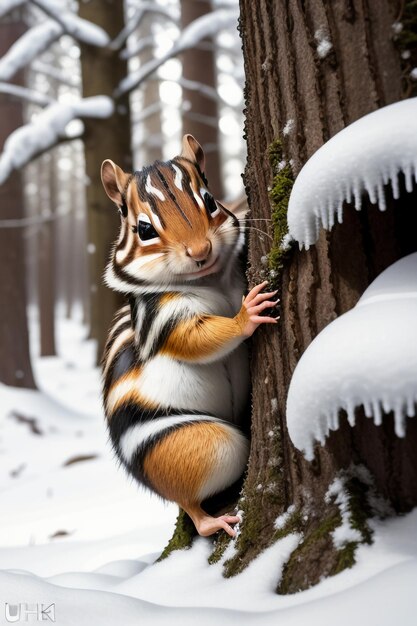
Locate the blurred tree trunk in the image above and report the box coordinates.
[0,13,36,389]
[164,0,417,590]
[37,152,56,357]
[137,14,163,166]
[79,0,131,361]
[180,0,223,198]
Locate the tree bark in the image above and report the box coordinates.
[180,0,223,198]
[79,0,131,361]
[37,153,56,357]
[163,0,417,590]
[0,12,36,389]
[137,14,163,166]
[232,0,417,591]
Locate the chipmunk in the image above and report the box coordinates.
[101,134,278,538]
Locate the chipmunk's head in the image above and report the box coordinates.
[101,134,245,292]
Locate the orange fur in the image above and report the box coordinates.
[142,422,230,505]
[161,306,249,361]
[106,368,158,415]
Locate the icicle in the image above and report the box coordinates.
[337,202,343,223]
[320,207,329,229]
[346,401,356,427]
[365,180,377,204]
[353,181,362,210]
[376,183,386,211]
[372,400,382,426]
[363,400,372,418]
[404,164,413,192]
[390,168,400,199]
[287,98,417,248]
[329,408,340,431]
[286,253,417,459]
[382,396,391,414]
[394,402,406,438]
[328,204,335,228]
[404,165,413,193]
[406,395,416,417]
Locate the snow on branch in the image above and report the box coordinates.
[115,8,239,98]
[0,96,114,185]
[31,60,80,88]
[0,0,26,19]
[111,2,178,51]
[120,36,154,61]
[0,21,63,82]
[30,0,110,47]
[0,81,52,107]
[287,98,417,249]
[286,253,417,461]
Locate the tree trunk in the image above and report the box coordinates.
[230,0,417,591]
[163,0,417,590]
[137,14,163,166]
[180,0,223,199]
[0,12,36,389]
[37,153,56,357]
[79,0,131,361]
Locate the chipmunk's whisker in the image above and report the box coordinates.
[221,224,273,241]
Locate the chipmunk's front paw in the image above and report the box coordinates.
[238,281,280,338]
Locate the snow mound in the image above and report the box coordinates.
[287,98,417,249]
[286,252,417,460]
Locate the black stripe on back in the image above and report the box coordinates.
[107,402,218,493]
[103,342,138,396]
[139,291,162,342]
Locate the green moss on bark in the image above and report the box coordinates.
[158,508,196,561]
[267,139,295,279]
[277,469,376,594]
[393,0,417,96]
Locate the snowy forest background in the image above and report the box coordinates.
[1,0,417,624]
[0,0,245,386]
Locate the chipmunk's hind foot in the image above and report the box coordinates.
[186,506,241,538]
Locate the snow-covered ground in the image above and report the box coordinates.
[0,312,416,625]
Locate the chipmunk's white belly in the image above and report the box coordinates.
[138,346,249,422]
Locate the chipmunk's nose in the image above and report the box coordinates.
[186,240,212,265]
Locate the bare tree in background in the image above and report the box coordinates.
[181,0,223,198]
[0,10,36,388]
[78,0,132,360]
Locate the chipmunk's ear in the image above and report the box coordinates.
[101,159,130,211]
[180,134,205,173]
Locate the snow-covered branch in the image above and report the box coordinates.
[0,21,63,82]
[29,0,110,47]
[0,205,71,229]
[31,60,80,88]
[111,3,178,51]
[115,8,239,98]
[0,0,26,19]
[0,81,52,107]
[0,96,114,185]
[120,36,155,61]
[179,77,220,103]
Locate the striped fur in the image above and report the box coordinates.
[101,135,251,536]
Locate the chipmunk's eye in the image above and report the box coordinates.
[201,190,220,217]
[137,213,160,245]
